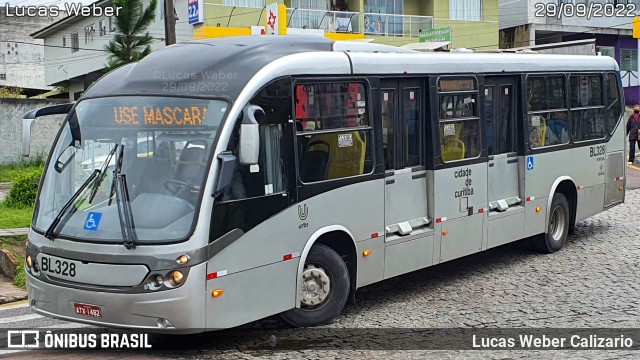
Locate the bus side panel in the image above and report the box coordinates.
[524,146,606,231]
[575,184,606,223]
[523,196,547,238]
[204,179,384,326]
[383,234,434,280]
[439,214,484,263]
[205,260,298,329]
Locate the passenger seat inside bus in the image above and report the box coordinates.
[299,140,331,182]
[175,145,206,189]
[440,124,466,162]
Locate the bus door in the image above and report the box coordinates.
[380,79,432,276]
[484,76,522,212]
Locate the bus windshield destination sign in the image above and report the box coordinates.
[113,106,209,126]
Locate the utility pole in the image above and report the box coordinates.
[164,0,176,45]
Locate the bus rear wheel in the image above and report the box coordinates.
[280,244,349,327]
[534,193,570,253]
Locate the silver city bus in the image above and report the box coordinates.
[21,36,625,332]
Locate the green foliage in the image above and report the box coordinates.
[0,156,45,183]
[0,86,24,98]
[1,235,26,246]
[0,205,33,228]
[104,0,158,71]
[3,169,43,208]
[14,262,25,289]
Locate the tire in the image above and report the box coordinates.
[533,193,570,253]
[280,244,350,327]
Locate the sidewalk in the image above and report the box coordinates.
[0,276,27,304]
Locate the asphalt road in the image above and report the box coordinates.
[1,190,640,359]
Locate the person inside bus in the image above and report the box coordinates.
[626,104,640,164]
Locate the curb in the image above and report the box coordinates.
[0,228,29,237]
[0,293,27,306]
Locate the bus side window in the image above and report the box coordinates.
[295,82,373,182]
[606,73,622,134]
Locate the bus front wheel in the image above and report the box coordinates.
[534,193,570,253]
[280,244,350,327]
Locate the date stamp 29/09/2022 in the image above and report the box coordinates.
[534,3,636,20]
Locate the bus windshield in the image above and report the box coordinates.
[34,96,228,244]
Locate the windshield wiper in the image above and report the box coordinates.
[44,169,100,240]
[85,144,118,204]
[110,145,138,250]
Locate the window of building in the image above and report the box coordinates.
[620,49,638,72]
[62,36,66,47]
[295,82,373,182]
[596,46,615,58]
[450,0,482,21]
[0,74,6,81]
[606,73,623,134]
[438,77,481,161]
[85,24,95,44]
[570,74,606,141]
[223,0,265,7]
[99,19,106,36]
[71,32,79,52]
[527,76,569,148]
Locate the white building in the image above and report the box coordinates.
[31,0,194,100]
[0,6,62,95]
[499,0,640,105]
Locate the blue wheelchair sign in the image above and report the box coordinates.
[83,212,102,231]
[526,156,534,171]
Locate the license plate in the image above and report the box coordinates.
[74,303,102,318]
[38,255,80,280]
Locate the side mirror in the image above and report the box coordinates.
[239,105,263,165]
[21,103,73,157]
[214,152,237,195]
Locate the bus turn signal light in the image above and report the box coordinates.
[363,249,371,257]
[212,289,224,297]
[536,206,541,212]
[443,230,449,236]
[26,255,32,268]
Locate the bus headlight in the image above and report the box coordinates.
[154,274,164,286]
[26,255,33,269]
[169,271,184,286]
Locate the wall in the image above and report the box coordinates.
[498,0,528,30]
[0,99,68,164]
[432,0,499,50]
[0,7,60,90]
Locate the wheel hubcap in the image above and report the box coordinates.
[550,206,566,241]
[300,264,331,307]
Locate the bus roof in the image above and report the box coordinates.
[83,36,619,101]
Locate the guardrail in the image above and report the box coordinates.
[202,4,434,37]
[363,12,433,37]
[287,8,360,33]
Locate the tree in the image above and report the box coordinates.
[0,86,23,98]
[104,0,157,71]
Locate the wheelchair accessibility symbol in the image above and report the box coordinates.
[83,212,102,231]
[526,156,534,171]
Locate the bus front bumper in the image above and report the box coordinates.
[26,262,207,334]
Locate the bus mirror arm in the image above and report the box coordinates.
[21,103,74,157]
[239,105,263,165]
[214,151,237,196]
